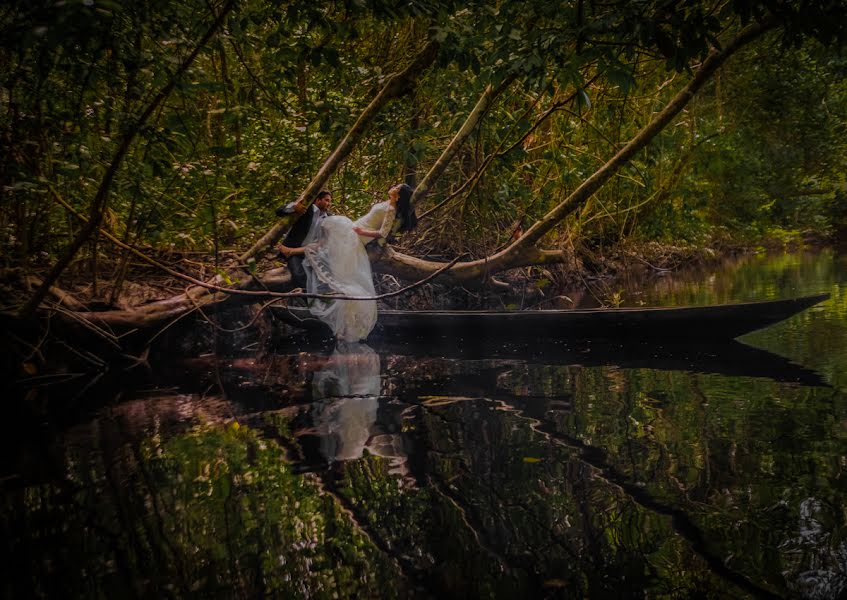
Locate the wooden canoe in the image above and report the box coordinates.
[272,293,830,341]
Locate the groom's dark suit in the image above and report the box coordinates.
[276,202,324,288]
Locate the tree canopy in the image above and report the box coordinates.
[1,0,846,322]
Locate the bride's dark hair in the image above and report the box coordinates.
[394,183,417,233]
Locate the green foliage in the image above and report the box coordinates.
[1,420,407,598]
[1,0,846,271]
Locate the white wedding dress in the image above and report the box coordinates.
[302,201,395,342]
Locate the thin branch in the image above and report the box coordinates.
[409,76,518,211]
[52,186,466,304]
[189,297,282,333]
[48,302,122,349]
[19,0,237,318]
[419,72,601,221]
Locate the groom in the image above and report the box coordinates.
[276,189,332,288]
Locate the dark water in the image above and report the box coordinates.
[3,249,847,599]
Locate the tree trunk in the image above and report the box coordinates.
[239,40,439,262]
[77,267,294,330]
[409,76,516,209]
[19,0,237,318]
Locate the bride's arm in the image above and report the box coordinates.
[352,227,380,238]
[353,205,397,239]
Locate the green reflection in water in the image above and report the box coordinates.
[744,279,847,390]
[628,248,847,390]
[4,248,847,599]
[1,420,408,598]
[475,361,847,598]
[402,394,757,598]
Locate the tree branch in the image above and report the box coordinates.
[240,39,440,262]
[19,0,237,318]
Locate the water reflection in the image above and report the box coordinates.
[312,342,381,462]
[3,248,847,598]
[310,342,408,476]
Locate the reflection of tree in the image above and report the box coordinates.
[328,356,845,597]
[503,362,847,598]
[0,419,409,598]
[409,393,763,597]
[5,336,847,598]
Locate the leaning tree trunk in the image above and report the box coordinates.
[240,40,439,263]
[19,0,237,318]
[370,18,777,285]
[53,19,774,333]
[408,76,516,210]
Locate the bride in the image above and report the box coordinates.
[278,183,417,342]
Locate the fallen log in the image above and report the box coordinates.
[73,266,294,330]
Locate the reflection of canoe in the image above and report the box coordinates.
[273,293,830,341]
[266,333,829,388]
[373,337,831,388]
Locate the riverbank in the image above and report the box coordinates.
[1,234,834,315]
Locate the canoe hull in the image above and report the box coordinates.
[273,293,830,341]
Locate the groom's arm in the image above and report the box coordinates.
[274,201,313,257]
[275,199,309,217]
[278,244,306,257]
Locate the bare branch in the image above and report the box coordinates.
[19,0,238,318]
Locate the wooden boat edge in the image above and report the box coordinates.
[376,292,830,318]
[271,293,830,340]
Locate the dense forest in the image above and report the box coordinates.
[3,4,847,597]
[1,0,846,338]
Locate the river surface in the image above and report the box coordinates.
[2,249,846,599]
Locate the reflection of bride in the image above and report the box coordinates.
[312,342,381,462]
[290,184,417,342]
[311,342,407,473]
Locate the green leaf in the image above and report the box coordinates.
[215,268,234,285]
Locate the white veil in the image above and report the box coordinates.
[303,215,378,342]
